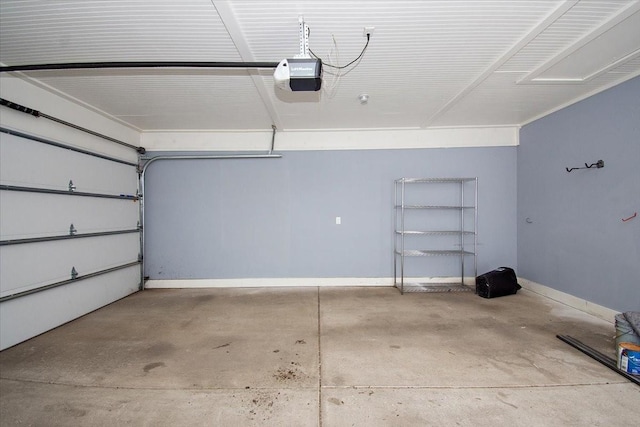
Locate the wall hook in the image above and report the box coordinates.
[622,212,637,222]
[566,159,604,172]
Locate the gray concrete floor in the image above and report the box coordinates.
[1,287,638,426]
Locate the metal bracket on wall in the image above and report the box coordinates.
[565,159,604,172]
[69,224,77,235]
[71,267,78,280]
[68,180,76,192]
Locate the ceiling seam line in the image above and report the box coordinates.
[519,68,640,127]
[421,0,579,128]
[5,68,144,135]
[211,0,283,131]
[517,1,640,84]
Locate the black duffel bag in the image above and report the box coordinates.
[476,267,521,299]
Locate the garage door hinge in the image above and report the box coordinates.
[69,224,77,235]
[71,266,78,280]
[68,180,76,192]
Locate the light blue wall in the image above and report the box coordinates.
[144,147,517,280]
[518,77,640,312]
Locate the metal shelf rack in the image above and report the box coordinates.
[394,178,477,294]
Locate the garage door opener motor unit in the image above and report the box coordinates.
[273,17,322,92]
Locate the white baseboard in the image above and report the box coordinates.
[145,277,616,323]
[145,277,391,288]
[144,276,476,289]
[518,278,617,324]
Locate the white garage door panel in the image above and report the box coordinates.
[0,192,139,239]
[0,78,141,350]
[0,233,140,295]
[0,265,140,350]
[0,132,137,194]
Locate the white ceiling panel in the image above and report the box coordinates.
[1,0,639,132]
[429,63,638,127]
[22,70,273,129]
[610,55,640,74]
[500,0,635,72]
[232,1,560,129]
[0,0,240,62]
